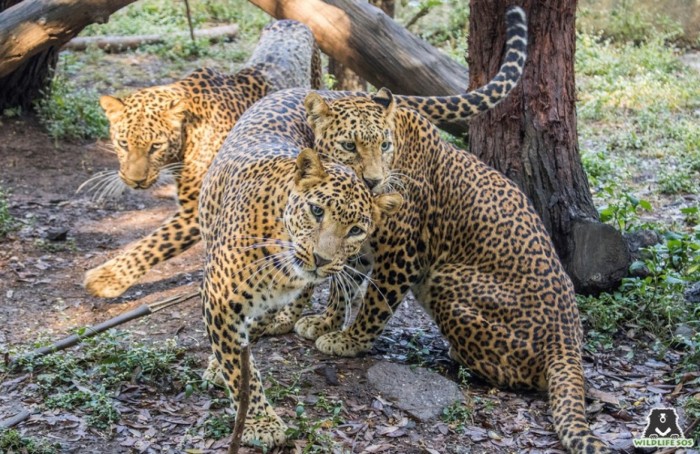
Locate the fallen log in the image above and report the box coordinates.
[0,0,138,78]
[63,24,240,53]
[11,291,198,365]
[247,0,470,135]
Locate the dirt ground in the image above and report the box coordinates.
[0,115,698,454]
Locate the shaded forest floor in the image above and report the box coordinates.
[1,1,700,453]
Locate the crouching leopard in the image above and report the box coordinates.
[295,10,612,454]
[199,141,402,446]
[83,20,321,298]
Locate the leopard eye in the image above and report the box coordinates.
[340,142,357,152]
[380,141,391,152]
[149,142,165,154]
[347,226,365,237]
[118,139,128,149]
[309,203,324,220]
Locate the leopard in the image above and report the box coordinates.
[83,19,322,298]
[293,9,613,454]
[199,140,402,447]
[197,7,607,453]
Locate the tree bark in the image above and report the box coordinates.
[246,0,468,97]
[0,0,57,111]
[63,24,239,52]
[467,0,629,293]
[328,0,396,91]
[0,0,138,78]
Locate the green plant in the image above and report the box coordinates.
[578,227,700,356]
[284,400,342,453]
[202,412,236,439]
[598,189,651,233]
[8,332,203,432]
[34,75,108,140]
[441,401,472,432]
[0,429,60,454]
[682,394,700,441]
[0,187,16,239]
[34,238,77,253]
[265,374,301,404]
[659,168,698,195]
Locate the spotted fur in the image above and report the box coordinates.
[297,9,612,454]
[198,126,402,446]
[84,20,321,298]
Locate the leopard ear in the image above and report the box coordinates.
[295,148,328,188]
[374,191,403,216]
[304,92,330,129]
[99,95,125,122]
[371,88,395,116]
[165,98,187,127]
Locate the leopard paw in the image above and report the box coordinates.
[242,414,287,447]
[315,331,371,357]
[294,314,338,340]
[201,355,225,387]
[263,313,296,336]
[84,260,133,298]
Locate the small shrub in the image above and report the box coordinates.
[0,187,16,239]
[441,401,472,432]
[35,75,108,140]
[0,429,60,454]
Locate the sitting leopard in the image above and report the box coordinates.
[83,20,321,298]
[199,141,402,446]
[294,17,612,454]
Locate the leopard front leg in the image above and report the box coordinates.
[315,248,406,357]
[84,168,203,298]
[201,276,288,447]
[84,208,199,297]
[263,285,313,335]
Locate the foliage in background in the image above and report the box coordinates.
[575,8,700,368]
[0,187,16,239]
[0,429,60,454]
[34,75,108,141]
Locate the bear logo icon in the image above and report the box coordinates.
[642,408,684,439]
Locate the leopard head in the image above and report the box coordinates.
[305,88,396,194]
[100,87,187,189]
[285,148,402,281]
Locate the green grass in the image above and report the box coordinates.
[0,187,16,239]
[8,331,203,431]
[0,429,60,454]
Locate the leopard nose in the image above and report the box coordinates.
[363,177,381,190]
[313,253,332,268]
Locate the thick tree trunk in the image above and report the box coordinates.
[467,0,629,293]
[0,0,138,103]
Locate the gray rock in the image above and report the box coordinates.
[367,361,463,422]
[684,281,700,304]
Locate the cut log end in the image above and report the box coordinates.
[567,219,631,295]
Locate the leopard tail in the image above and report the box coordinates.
[547,355,613,454]
[395,6,527,121]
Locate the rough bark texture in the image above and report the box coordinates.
[63,24,239,52]
[328,0,396,91]
[0,0,57,111]
[246,0,469,96]
[0,0,138,78]
[467,0,629,293]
